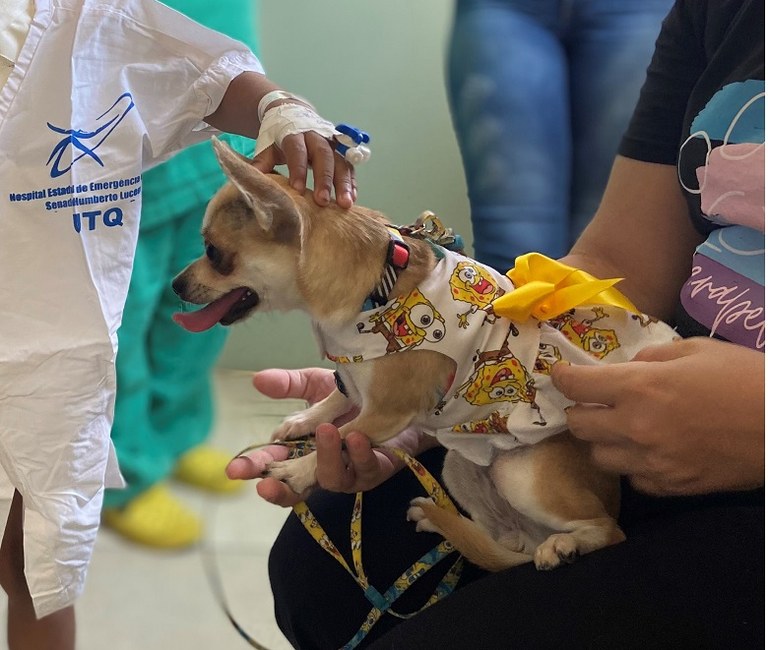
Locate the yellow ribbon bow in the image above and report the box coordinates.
[491,252,639,322]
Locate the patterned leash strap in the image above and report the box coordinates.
[209,438,464,650]
[290,443,463,650]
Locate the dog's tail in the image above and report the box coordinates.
[412,499,532,572]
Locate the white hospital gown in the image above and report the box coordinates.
[0,0,263,617]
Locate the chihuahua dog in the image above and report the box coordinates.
[173,139,678,571]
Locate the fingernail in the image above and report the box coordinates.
[318,189,330,205]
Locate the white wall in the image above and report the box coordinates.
[217,0,471,370]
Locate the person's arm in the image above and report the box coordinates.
[205,72,355,208]
[562,155,704,321]
[553,158,764,497]
[120,1,355,206]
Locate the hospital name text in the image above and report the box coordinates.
[8,176,142,204]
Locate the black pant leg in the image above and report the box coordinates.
[270,444,763,650]
[268,447,487,649]
[368,488,764,650]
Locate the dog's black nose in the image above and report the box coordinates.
[171,277,186,297]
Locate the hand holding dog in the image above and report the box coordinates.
[552,337,765,496]
[226,368,428,507]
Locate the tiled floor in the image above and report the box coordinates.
[0,369,299,650]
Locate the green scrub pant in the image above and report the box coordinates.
[104,206,228,508]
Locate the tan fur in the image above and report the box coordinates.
[411,435,625,571]
[173,138,625,571]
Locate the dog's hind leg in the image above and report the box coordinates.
[490,435,625,571]
[408,448,534,571]
[407,497,533,571]
[532,518,626,570]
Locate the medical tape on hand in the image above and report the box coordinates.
[257,90,303,122]
[255,102,337,156]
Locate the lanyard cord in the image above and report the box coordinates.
[210,439,464,650]
[201,534,273,650]
[201,440,313,650]
[292,444,464,649]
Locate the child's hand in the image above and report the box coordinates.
[253,130,356,210]
[251,94,357,209]
[206,76,358,209]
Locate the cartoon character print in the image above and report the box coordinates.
[451,410,516,437]
[357,288,445,354]
[453,326,546,426]
[448,260,506,329]
[533,342,562,376]
[548,307,620,360]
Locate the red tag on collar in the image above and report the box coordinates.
[388,240,410,269]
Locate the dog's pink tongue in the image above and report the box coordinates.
[173,288,248,332]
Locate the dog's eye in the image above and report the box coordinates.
[205,244,224,267]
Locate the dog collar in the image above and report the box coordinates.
[363,227,410,310]
[362,213,465,311]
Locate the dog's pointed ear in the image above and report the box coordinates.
[211,137,296,232]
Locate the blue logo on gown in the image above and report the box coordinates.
[46,92,135,178]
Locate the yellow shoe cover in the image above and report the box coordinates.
[102,484,202,549]
[173,445,244,494]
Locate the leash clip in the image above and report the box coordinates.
[405,211,465,254]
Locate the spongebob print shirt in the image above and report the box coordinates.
[0,0,263,617]
[316,249,678,467]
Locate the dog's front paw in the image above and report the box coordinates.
[406,497,445,536]
[533,533,579,570]
[270,412,318,442]
[264,453,318,494]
